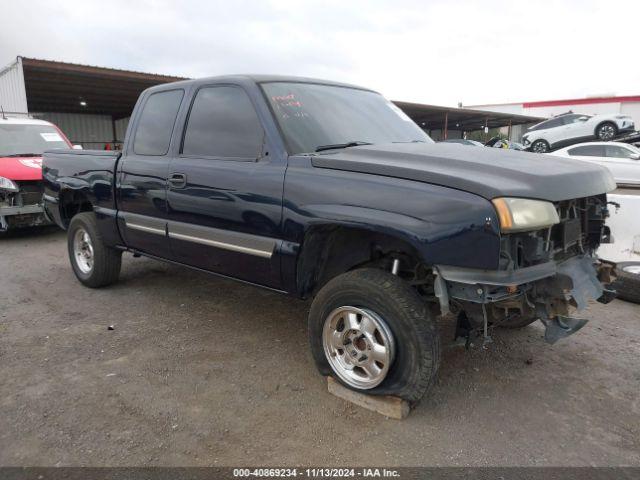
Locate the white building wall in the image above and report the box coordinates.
[0,57,28,116]
[620,103,640,126]
[469,103,525,115]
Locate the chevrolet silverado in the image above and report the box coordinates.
[42,76,617,403]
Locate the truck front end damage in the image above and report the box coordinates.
[435,194,614,344]
[0,180,50,231]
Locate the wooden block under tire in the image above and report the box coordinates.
[327,376,410,419]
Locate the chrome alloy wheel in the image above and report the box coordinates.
[598,124,615,140]
[622,265,640,275]
[73,227,94,274]
[322,306,395,390]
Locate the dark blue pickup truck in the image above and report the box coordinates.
[42,75,617,403]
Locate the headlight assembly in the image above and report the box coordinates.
[0,176,19,192]
[492,197,559,233]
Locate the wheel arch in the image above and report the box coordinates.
[532,138,550,148]
[58,188,94,228]
[295,223,425,298]
[594,120,617,137]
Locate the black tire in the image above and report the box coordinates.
[596,122,618,141]
[308,268,440,403]
[67,212,122,288]
[531,139,550,153]
[612,262,640,304]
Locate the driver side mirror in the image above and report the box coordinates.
[72,144,83,150]
[578,116,589,122]
[629,153,640,160]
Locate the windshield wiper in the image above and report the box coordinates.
[392,140,427,143]
[3,153,41,157]
[315,141,372,152]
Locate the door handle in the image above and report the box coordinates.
[168,173,187,189]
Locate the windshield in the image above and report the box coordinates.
[0,123,70,157]
[628,144,640,154]
[262,82,432,154]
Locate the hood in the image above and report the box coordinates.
[0,156,43,181]
[310,143,616,202]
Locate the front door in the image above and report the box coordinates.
[560,114,590,142]
[604,144,640,185]
[166,84,285,288]
[117,88,185,259]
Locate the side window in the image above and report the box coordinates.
[562,114,582,125]
[568,145,605,157]
[182,86,264,159]
[605,145,634,159]
[529,121,547,131]
[542,118,563,129]
[133,90,184,156]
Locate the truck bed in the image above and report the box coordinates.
[42,149,121,230]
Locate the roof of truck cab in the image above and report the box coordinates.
[146,74,375,93]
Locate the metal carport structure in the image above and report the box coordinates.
[1,56,545,147]
[0,56,185,148]
[394,101,545,142]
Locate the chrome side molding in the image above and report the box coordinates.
[168,220,276,259]
[119,211,276,258]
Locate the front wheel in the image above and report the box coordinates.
[531,139,550,153]
[596,122,618,140]
[308,268,441,403]
[68,212,122,288]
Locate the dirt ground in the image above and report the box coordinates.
[1,227,639,467]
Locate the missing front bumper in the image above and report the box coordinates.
[0,204,49,231]
[436,255,613,344]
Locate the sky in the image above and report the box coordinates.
[1,0,639,107]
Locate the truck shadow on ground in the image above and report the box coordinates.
[0,225,62,240]
[111,254,559,410]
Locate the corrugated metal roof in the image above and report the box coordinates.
[20,57,186,82]
[19,56,186,118]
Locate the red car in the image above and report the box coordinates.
[0,117,73,231]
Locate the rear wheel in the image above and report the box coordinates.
[596,122,617,141]
[68,212,122,288]
[308,268,440,403]
[613,262,640,304]
[531,139,550,153]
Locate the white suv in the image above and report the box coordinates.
[522,112,635,153]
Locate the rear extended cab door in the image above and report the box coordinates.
[116,87,186,258]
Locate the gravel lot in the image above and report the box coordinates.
[1,227,639,466]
